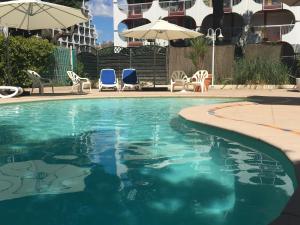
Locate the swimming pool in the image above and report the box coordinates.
[0,98,296,225]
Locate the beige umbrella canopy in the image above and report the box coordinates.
[122,19,202,40]
[281,0,300,5]
[0,0,88,30]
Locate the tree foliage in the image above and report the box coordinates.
[0,36,55,86]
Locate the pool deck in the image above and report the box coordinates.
[1,86,300,224]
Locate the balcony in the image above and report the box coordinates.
[254,0,283,10]
[159,0,195,16]
[251,24,294,42]
[118,2,152,19]
[203,0,241,12]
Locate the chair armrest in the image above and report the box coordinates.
[40,77,52,82]
[80,78,90,82]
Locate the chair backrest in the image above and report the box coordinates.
[27,70,42,86]
[192,70,208,83]
[171,71,188,82]
[67,71,81,85]
[100,69,116,84]
[122,69,137,84]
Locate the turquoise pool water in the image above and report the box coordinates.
[0,98,296,225]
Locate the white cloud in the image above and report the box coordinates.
[87,0,113,17]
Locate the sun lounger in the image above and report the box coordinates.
[26,70,54,94]
[0,86,23,98]
[99,69,119,91]
[67,71,92,93]
[122,68,140,91]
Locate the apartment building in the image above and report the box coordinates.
[113,0,300,53]
[57,2,98,52]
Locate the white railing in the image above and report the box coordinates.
[254,0,282,9]
[159,0,196,13]
[252,24,295,41]
[118,2,152,16]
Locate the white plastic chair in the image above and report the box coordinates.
[191,70,209,93]
[0,86,23,98]
[170,70,188,92]
[67,71,91,93]
[26,70,54,94]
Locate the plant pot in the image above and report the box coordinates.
[205,74,212,90]
[194,74,212,92]
[296,78,300,91]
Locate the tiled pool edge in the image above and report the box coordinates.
[179,102,300,225]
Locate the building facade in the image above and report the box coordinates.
[57,2,98,52]
[113,0,300,53]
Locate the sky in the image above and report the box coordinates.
[87,0,114,44]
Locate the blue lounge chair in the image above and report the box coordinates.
[99,69,119,91]
[122,68,140,91]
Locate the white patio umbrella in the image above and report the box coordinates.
[0,0,88,30]
[122,19,201,40]
[121,19,202,87]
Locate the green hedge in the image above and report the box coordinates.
[0,35,55,87]
[233,58,290,85]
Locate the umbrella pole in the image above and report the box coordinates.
[130,48,132,68]
[70,46,73,71]
[6,34,10,85]
[167,44,169,84]
[153,45,156,88]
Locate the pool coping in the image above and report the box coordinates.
[179,101,300,225]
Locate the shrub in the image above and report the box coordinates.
[233,58,290,85]
[0,35,55,86]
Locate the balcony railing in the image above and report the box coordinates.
[118,2,152,18]
[203,0,241,11]
[159,0,195,16]
[252,24,294,42]
[254,0,282,10]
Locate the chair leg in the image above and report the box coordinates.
[31,87,34,94]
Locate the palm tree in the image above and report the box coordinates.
[186,37,208,70]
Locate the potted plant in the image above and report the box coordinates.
[186,37,211,91]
